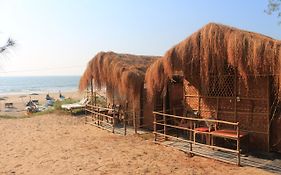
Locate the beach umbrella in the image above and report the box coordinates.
[29,93,39,96]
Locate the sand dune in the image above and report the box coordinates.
[0,114,273,175]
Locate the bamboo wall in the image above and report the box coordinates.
[184,75,271,152]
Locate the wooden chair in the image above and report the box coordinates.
[193,116,217,144]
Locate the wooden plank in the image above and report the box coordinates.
[185,95,267,101]
[153,111,238,125]
[154,132,239,154]
[86,105,115,111]
[85,109,114,119]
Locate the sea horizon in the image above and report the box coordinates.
[0,75,80,96]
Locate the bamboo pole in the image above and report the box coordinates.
[124,101,128,136]
[267,75,270,152]
[90,79,94,121]
[237,123,241,166]
[112,112,115,133]
[133,107,137,134]
[184,95,267,101]
[153,111,239,125]
[163,91,167,140]
[154,113,156,141]
[234,68,238,123]
[97,108,100,126]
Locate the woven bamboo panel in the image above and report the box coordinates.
[185,97,198,111]
[218,99,235,111]
[184,79,199,96]
[207,75,234,97]
[200,98,216,112]
[238,76,267,98]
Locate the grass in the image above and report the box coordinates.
[33,98,79,116]
[0,114,30,119]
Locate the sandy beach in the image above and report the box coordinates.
[0,91,83,117]
[0,114,273,175]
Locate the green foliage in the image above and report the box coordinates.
[266,0,281,24]
[32,98,78,116]
[53,98,79,110]
[0,38,15,53]
[93,95,107,107]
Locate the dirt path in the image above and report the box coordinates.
[0,114,273,175]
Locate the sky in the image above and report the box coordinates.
[0,0,280,76]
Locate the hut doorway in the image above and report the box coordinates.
[270,76,281,153]
[166,75,184,116]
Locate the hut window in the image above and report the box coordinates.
[207,67,235,97]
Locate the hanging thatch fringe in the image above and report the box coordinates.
[146,23,281,98]
[79,51,159,101]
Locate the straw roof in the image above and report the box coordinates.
[80,51,159,101]
[146,23,281,98]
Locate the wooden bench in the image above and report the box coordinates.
[211,129,249,153]
[211,129,248,139]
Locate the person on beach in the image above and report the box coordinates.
[46,94,52,100]
[59,91,65,100]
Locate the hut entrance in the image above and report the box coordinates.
[166,75,184,116]
[270,76,281,153]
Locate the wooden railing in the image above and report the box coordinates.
[85,104,126,135]
[153,111,247,166]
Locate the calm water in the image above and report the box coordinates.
[0,76,80,95]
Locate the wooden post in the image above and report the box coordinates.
[90,79,94,121]
[163,87,167,140]
[112,90,115,106]
[153,113,156,142]
[124,112,127,136]
[94,91,97,106]
[237,122,241,166]
[112,112,115,133]
[124,101,128,136]
[97,108,100,126]
[133,109,137,134]
[234,68,238,123]
[266,75,270,152]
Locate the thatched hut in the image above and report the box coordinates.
[146,23,281,152]
[80,51,159,129]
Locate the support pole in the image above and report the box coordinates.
[90,79,94,121]
[97,108,100,126]
[133,108,137,134]
[94,91,97,106]
[124,101,128,136]
[163,88,167,140]
[266,75,270,152]
[237,123,240,166]
[153,113,156,141]
[112,112,115,133]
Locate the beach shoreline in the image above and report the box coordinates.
[0,90,83,117]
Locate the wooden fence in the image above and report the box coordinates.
[153,111,248,166]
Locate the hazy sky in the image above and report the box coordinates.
[0,0,280,76]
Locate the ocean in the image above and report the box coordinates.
[0,76,80,95]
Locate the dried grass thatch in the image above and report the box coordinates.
[145,58,168,101]
[80,51,159,102]
[146,23,281,98]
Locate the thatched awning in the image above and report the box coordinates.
[146,23,281,98]
[80,51,159,100]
